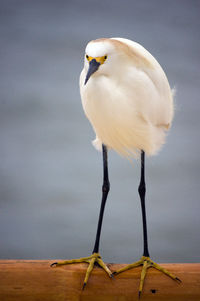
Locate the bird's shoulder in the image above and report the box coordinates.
[111,38,160,70]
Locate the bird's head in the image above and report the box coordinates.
[84,38,118,85]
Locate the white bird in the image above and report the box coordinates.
[51,37,180,296]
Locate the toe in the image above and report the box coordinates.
[97,258,113,278]
[83,257,96,286]
[139,260,148,295]
[113,259,142,275]
[152,262,178,281]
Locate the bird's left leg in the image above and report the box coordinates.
[114,151,181,297]
[51,144,113,288]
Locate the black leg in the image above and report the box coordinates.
[115,150,180,295]
[51,143,113,286]
[138,151,150,257]
[92,144,110,254]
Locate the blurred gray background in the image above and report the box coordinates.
[0,0,199,263]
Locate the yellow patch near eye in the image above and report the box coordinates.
[86,55,107,64]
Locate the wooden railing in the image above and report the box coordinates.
[0,260,200,300]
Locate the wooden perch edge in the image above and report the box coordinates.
[0,260,200,301]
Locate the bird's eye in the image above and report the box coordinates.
[104,55,107,60]
[86,55,89,60]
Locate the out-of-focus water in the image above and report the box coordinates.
[0,0,200,263]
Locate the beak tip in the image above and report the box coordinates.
[84,59,100,86]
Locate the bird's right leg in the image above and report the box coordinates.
[51,144,113,289]
[113,151,181,297]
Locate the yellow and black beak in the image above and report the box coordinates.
[85,59,100,85]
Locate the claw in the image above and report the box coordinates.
[138,291,141,299]
[175,277,182,283]
[82,282,87,290]
[50,262,57,267]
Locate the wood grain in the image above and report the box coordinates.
[0,260,200,300]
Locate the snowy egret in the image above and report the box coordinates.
[51,38,180,296]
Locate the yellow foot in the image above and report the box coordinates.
[113,256,181,298]
[51,253,113,289]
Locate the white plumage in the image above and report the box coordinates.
[80,38,174,158]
